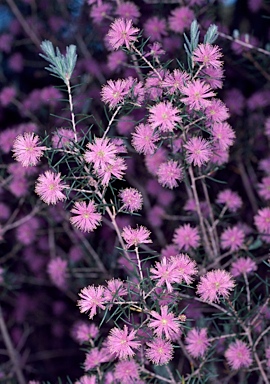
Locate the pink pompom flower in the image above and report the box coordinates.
[119,188,143,212]
[131,123,160,155]
[101,79,129,109]
[84,137,117,171]
[181,79,215,110]
[150,257,179,293]
[35,171,67,205]
[114,360,140,383]
[122,225,152,248]
[157,160,183,189]
[184,137,211,167]
[78,285,106,319]
[254,207,270,235]
[230,257,257,278]
[216,189,242,212]
[225,340,252,370]
[197,269,235,303]
[193,43,223,69]
[12,132,46,167]
[220,226,245,252]
[107,18,139,50]
[146,338,174,365]
[47,257,67,289]
[148,305,181,340]
[107,325,140,360]
[170,253,198,284]
[173,224,200,251]
[70,200,102,233]
[148,101,181,133]
[185,328,210,358]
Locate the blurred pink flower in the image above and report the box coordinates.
[146,338,173,365]
[230,257,257,278]
[115,2,140,23]
[47,257,67,289]
[185,328,210,358]
[168,6,194,33]
[114,359,140,383]
[143,16,167,41]
[220,226,245,252]
[225,340,252,369]
[216,189,242,212]
[173,224,200,251]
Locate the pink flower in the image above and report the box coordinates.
[101,79,129,109]
[148,305,180,340]
[146,338,173,365]
[0,86,16,107]
[115,2,140,23]
[143,16,167,41]
[35,171,67,205]
[75,375,96,384]
[220,226,245,252]
[173,224,200,251]
[78,285,106,319]
[150,257,178,293]
[84,348,109,370]
[145,69,168,100]
[107,51,127,72]
[201,66,224,89]
[168,6,194,33]
[52,128,75,149]
[193,44,223,69]
[163,69,190,94]
[84,137,117,171]
[107,18,139,50]
[184,137,211,167]
[205,99,230,123]
[107,325,140,359]
[230,257,257,278]
[70,201,102,233]
[114,359,140,383]
[148,101,181,133]
[12,132,46,167]
[95,156,127,185]
[47,257,67,289]
[90,2,112,24]
[225,340,252,370]
[181,79,215,110]
[197,269,235,303]
[122,225,152,248]
[157,160,183,189]
[170,254,198,284]
[258,176,270,200]
[72,321,99,344]
[119,188,143,212]
[132,123,160,155]
[216,189,242,212]
[254,207,270,234]
[185,328,210,358]
[104,278,127,303]
[211,122,235,150]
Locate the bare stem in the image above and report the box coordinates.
[0,306,26,384]
[66,79,78,143]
